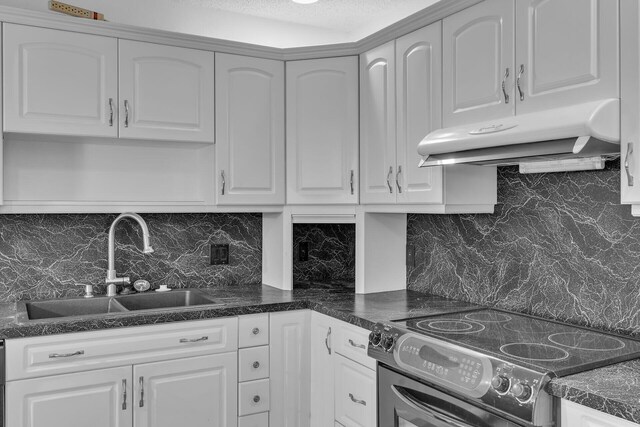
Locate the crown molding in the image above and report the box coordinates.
[0,1,483,61]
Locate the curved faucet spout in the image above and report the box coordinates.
[106,212,154,293]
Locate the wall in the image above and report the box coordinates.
[292,223,355,284]
[407,162,640,338]
[0,213,262,301]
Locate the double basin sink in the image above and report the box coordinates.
[16,289,218,323]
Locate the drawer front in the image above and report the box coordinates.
[239,346,270,382]
[6,317,238,381]
[334,355,376,427]
[335,322,376,370]
[239,314,269,348]
[239,379,270,416]
[238,412,269,427]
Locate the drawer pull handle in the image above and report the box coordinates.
[139,376,144,408]
[386,166,394,193]
[325,327,332,355]
[625,143,634,187]
[252,361,260,369]
[122,379,127,410]
[49,350,84,358]
[179,336,208,343]
[252,327,260,335]
[124,99,130,127]
[348,339,365,349]
[108,98,114,126]
[517,64,525,101]
[349,393,366,406]
[253,395,261,404]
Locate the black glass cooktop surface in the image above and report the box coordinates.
[393,309,640,376]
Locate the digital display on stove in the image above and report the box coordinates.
[395,335,488,392]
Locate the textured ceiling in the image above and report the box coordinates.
[0,0,442,47]
[170,0,441,36]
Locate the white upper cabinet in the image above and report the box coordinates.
[443,0,515,127]
[119,40,215,143]
[396,23,444,204]
[215,53,285,205]
[515,0,619,115]
[360,41,397,204]
[3,24,118,137]
[286,57,359,205]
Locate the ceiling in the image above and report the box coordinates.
[0,0,441,48]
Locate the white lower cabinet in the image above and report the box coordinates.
[334,355,377,427]
[561,400,640,427]
[6,365,132,427]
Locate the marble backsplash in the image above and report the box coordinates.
[0,213,262,301]
[407,162,640,338]
[292,223,355,284]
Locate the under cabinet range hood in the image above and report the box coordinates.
[418,99,620,171]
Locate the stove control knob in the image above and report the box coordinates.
[369,330,382,346]
[491,375,510,393]
[381,334,395,352]
[511,382,532,401]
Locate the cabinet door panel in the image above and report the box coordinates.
[516,0,619,114]
[443,0,515,126]
[119,40,214,142]
[334,355,376,427]
[396,22,444,205]
[215,53,285,205]
[270,310,310,427]
[286,57,359,204]
[310,312,336,427]
[360,41,397,204]
[134,353,237,427]
[3,24,117,137]
[6,366,131,427]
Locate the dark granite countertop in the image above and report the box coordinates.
[0,283,638,424]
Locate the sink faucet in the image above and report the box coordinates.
[106,212,154,296]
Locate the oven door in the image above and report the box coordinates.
[379,365,523,427]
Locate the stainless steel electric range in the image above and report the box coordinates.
[368,309,640,427]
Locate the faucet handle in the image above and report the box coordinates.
[75,283,94,298]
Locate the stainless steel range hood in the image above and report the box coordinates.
[418,99,620,170]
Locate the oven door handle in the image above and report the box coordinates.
[393,385,473,427]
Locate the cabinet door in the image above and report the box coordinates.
[215,53,285,205]
[6,366,131,427]
[360,41,397,204]
[286,57,359,205]
[515,0,619,115]
[270,310,311,427]
[3,24,117,137]
[334,355,376,427]
[134,353,237,427]
[561,400,640,427]
[119,40,215,142]
[310,312,337,427]
[395,22,444,205]
[443,0,515,127]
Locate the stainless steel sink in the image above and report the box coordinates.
[20,297,128,321]
[16,289,217,322]
[115,290,216,311]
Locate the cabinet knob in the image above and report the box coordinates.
[252,327,260,335]
[252,361,260,369]
[253,395,261,404]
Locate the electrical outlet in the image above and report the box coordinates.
[298,241,309,262]
[210,244,229,265]
[406,244,416,267]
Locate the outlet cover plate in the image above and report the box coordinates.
[210,244,229,265]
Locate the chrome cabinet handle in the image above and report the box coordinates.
[350,170,355,195]
[386,166,393,193]
[348,339,366,349]
[252,327,260,335]
[501,68,510,104]
[139,376,144,408]
[108,98,114,126]
[516,64,525,101]
[122,379,127,410]
[349,393,366,406]
[626,143,634,187]
[252,361,260,369]
[49,350,84,358]
[179,336,208,343]
[395,166,402,193]
[325,326,332,355]
[221,170,226,195]
[124,100,130,127]
[253,395,261,403]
